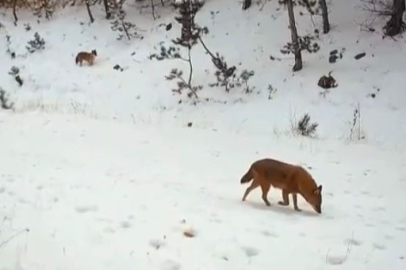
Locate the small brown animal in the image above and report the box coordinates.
[75,49,97,66]
[240,158,323,214]
[317,71,337,89]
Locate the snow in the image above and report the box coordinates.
[1,0,406,269]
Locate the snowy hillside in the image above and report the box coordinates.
[1,0,406,269]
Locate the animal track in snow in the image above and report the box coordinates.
[384,234,394,240]
[75,205,99,213]
[344,238,362,246]
[242,246,259,257]
[95,217,113,224]
[0,187,5,194]
[373,243,386,250]
[4,175,14,183]
[326,254,348,265]
[380,219,390,225]
[209,217,222,224]
[261,230,279,237]
[120,221,132,229]
[18,198,31,204]
[373,206,386,212]
[149,238,166,250]
[102,227,116,234]
[161,259,180,270]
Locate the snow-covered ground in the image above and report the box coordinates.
[1,0,406,269]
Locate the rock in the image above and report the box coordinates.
[354,52,366,60]
[242,0,251,10]
[113,64,123,72]
[330,49,338,55]
[329,54,338,63]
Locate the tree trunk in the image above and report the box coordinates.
[13,0,18,25]
[187,44,198,99]
[319,0,330,34]
[287,0,302,72]
[103,0,111,19]
[85,1,95,23]
[151,0,156,20]
[384,0,405,36]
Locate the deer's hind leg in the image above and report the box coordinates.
[242,179,260,202]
